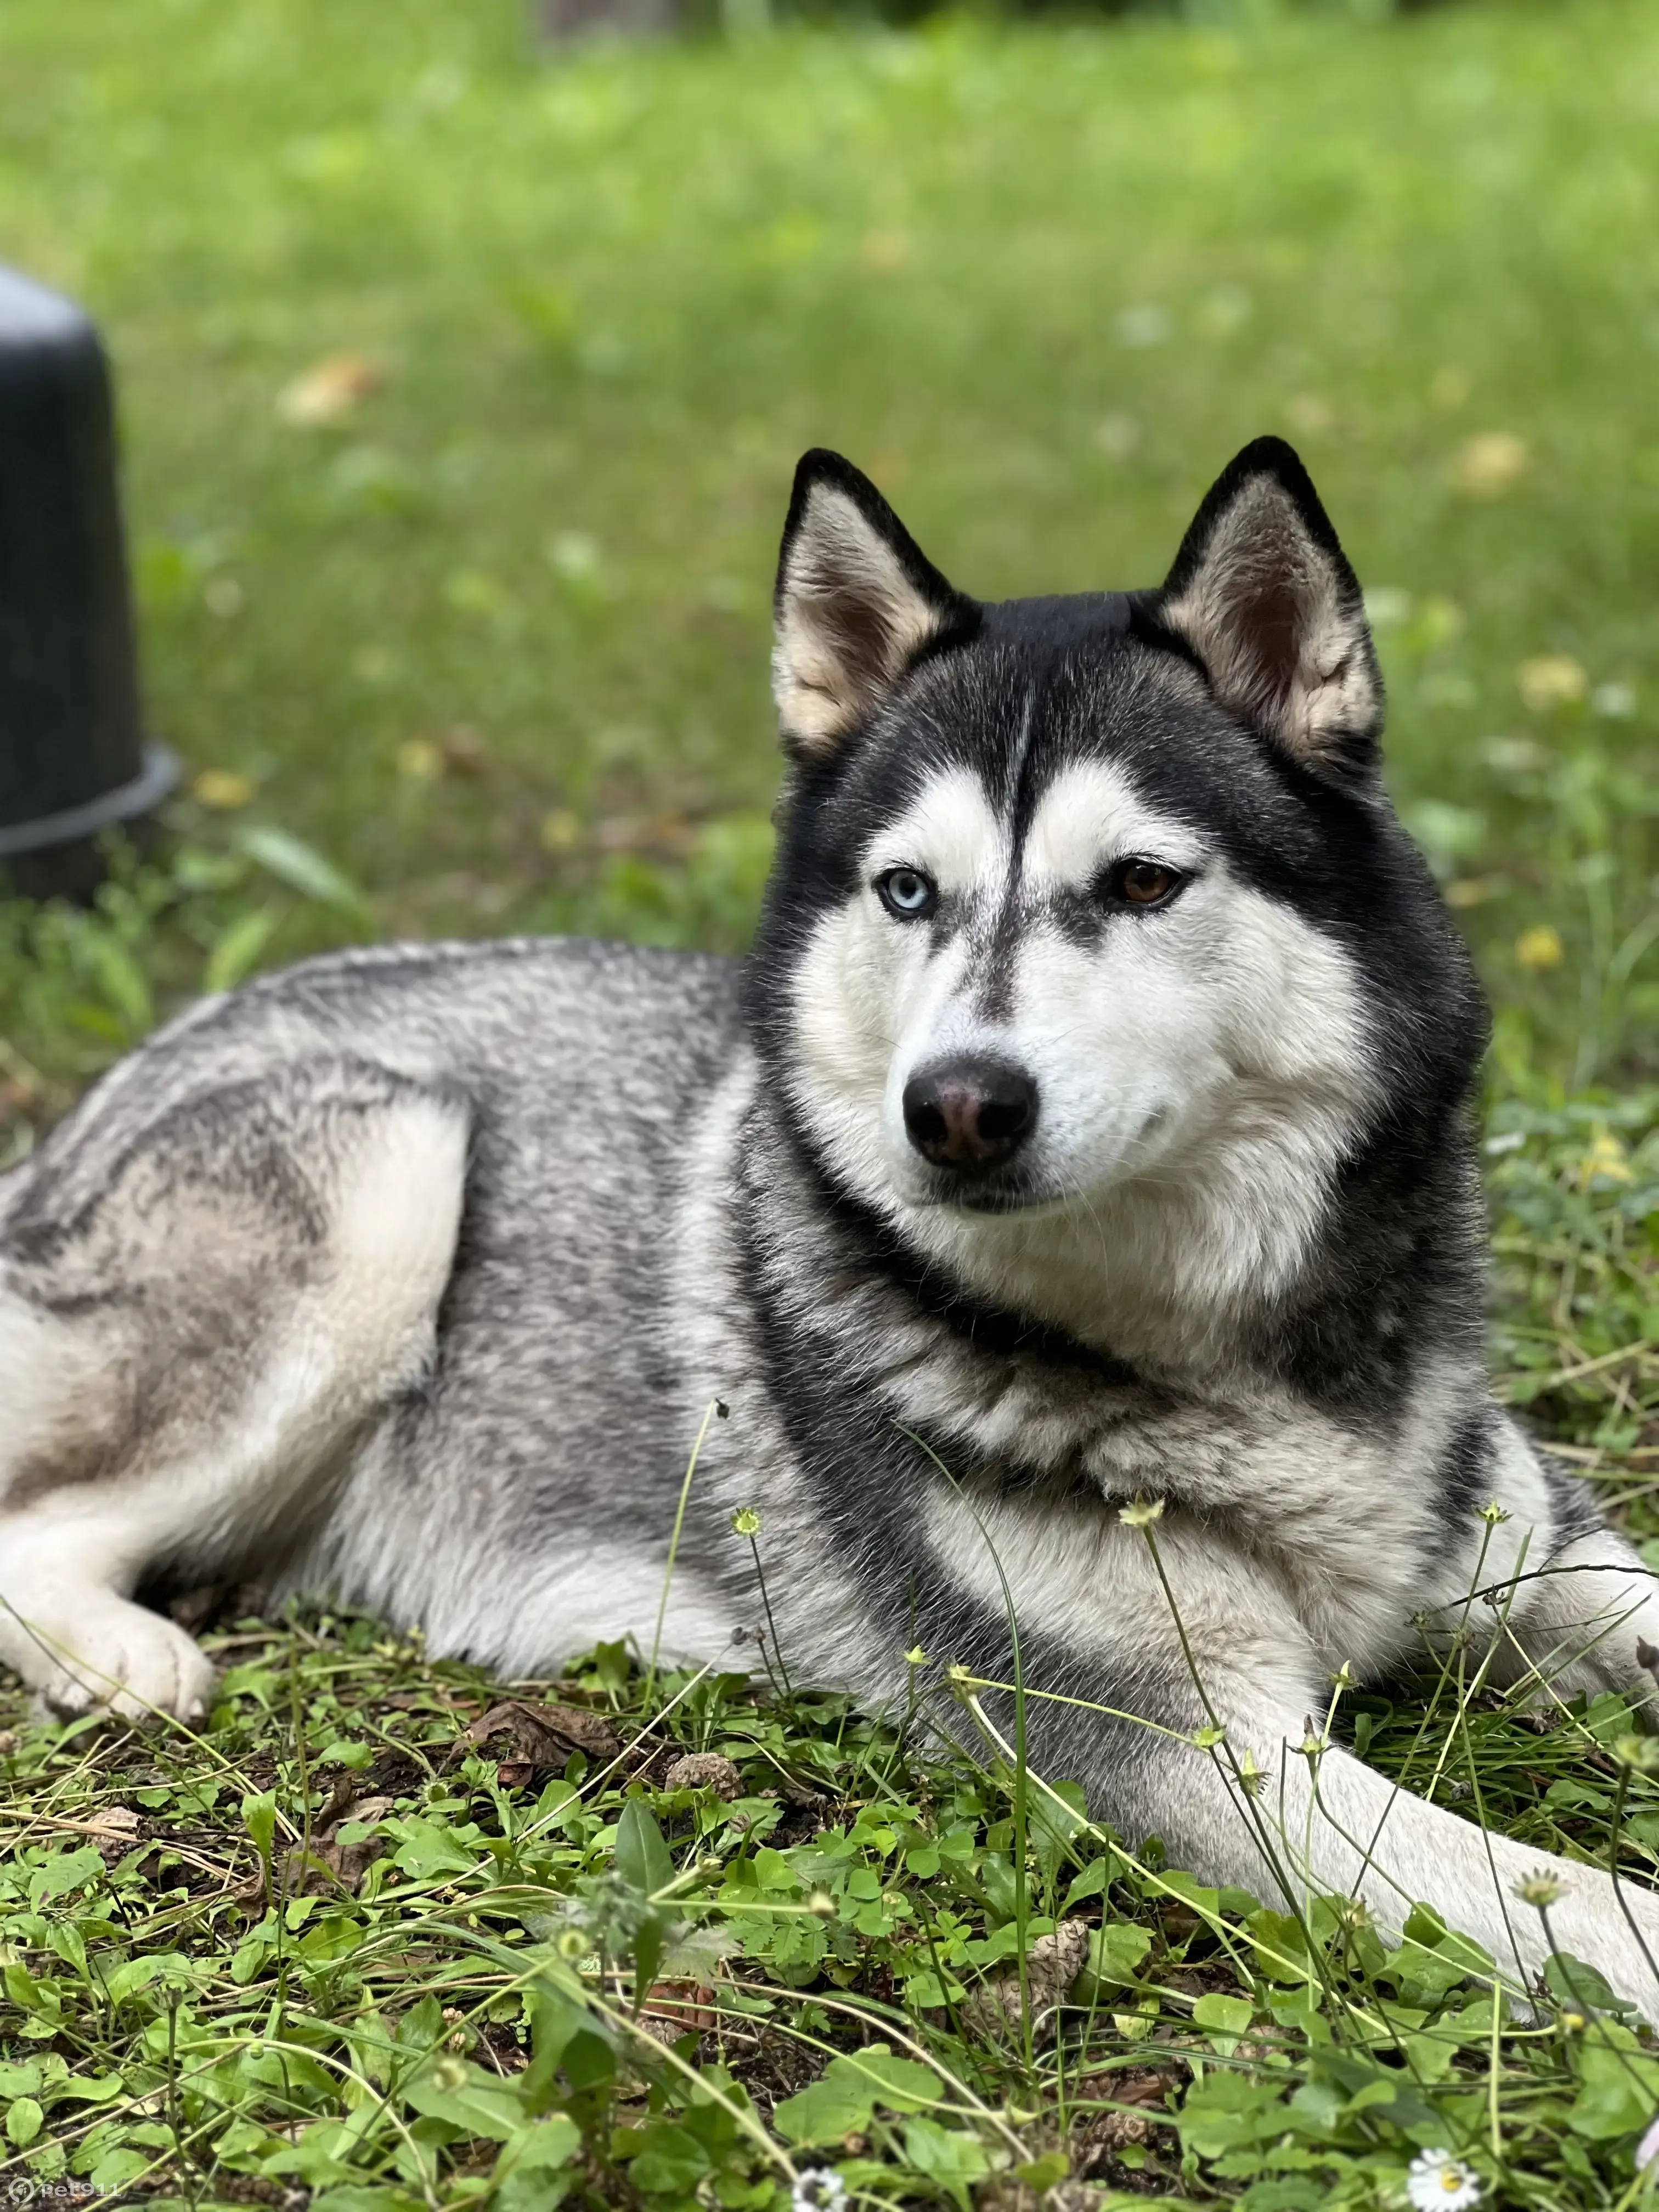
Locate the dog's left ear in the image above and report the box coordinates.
[1159,438,1382,783]
[772,450,975,761]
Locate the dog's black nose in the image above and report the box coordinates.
[902,1058,1038,1172]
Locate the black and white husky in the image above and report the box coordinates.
[2,439,1655,2005]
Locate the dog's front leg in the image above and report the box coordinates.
[1462,1420,1659,1715]
[1118,1679,1659,2013]
[973,1506,1659,2018]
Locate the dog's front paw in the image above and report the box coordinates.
[19,1598,217,1726]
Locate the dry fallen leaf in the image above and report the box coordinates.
[231,1863,268,1909]
[278,1793,396,1899]
[276,352,384,427]
[439,725,490,776]
[639,1978,720,2038]
[88,1807,142,1864]
[1074,2067,1180,2172]
[450,1699,622,1772]
[1085,2108,1154,2154]
[280,1835,376,1897]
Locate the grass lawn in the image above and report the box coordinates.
[2,0,1659,2204]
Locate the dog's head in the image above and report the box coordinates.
[749,442,1485,1327]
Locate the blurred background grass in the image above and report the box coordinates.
[0,0,1655,1084]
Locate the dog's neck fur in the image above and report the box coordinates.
[843,1092,1359,1378]
[745,1043,1487,1441]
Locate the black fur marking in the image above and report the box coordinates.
[1539,1452,1610,1549]
[731,1142,1202,1802]
[1431,1407,1498,1558]
[969,883,1030,1025]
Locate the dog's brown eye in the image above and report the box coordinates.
[1106,859,1184,909]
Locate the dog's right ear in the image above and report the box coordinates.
[772,450,975,761]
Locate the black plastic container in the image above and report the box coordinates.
[0,267,174,895]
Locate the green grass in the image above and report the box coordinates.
[2,0,1659,2204]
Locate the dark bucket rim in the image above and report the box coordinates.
[0,740,179,859]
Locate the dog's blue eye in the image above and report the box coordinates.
[876,867,938,920]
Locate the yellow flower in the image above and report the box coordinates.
[192,769,254,810]
[1517,654,1588,714]
[395,739,440,782]
[1580,1130,1632,1186]
[1444,878,1496,910]
[1451,431,1528,497]
[1514,924,1563,971]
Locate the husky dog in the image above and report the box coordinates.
[2,439,1655,2006]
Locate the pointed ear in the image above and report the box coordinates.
[772,450,975,760]
[1158,437,1383,783]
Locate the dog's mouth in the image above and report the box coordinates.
[905,1170,1070,1219]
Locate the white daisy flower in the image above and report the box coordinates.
[791,2169,848,2212]
[1406,2149,1482,2211]
[1637,2114,1659,2171]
